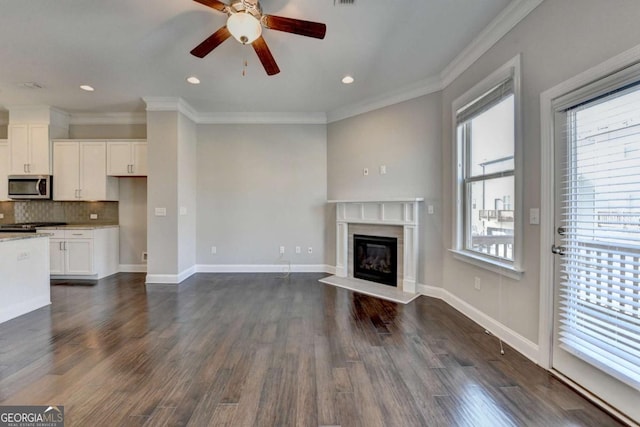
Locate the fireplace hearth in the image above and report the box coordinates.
[354,234,397,287]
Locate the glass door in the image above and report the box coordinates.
[552,80,640,423]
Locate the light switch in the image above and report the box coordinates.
[155,207,167,217]
[90,214,98,220]
[180,207,187,216]
[529,208,540,225]
[0,213,4,219]
[427,205,434,215]
[380,165,387,175]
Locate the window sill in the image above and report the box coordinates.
[449,249,524,280]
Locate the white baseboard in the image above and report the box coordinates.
[0,297,50,324]
[417,283,539,364]
[146,265,196,285]
[324,265,336,275]
[195,264,331,273]
[144,264,330,284]
[119,264,147,273]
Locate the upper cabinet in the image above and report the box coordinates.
[7,107,69,176]
[8,124,51,175]
[107,140,147,176]
[0,140,9,200]
[53,141,118,201]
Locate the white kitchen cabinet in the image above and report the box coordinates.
[9,124,51,175]
[38,227,119,279]
[0,140,9,200]
[107,140,147,176]
[53,141,118,201]
[48,237,66,275]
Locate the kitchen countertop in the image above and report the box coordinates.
[37,224,119,230]
[0,233,51,243]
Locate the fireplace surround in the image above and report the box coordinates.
[330,198,423,294]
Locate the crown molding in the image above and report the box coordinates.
[69,112,147,125]
[143,97,199,123]
[326,0,543,123]
[440,0,544,88]
[327,76,443,123]
[143,97,327,124]
[197,111,327,125]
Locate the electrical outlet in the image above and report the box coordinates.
[211,246,217,255]
[474,277,481,291]
[141,252,148,262]
[308,247,313,254]
[279,246,285,254]
[295,246,301,254]
[90,213,98,220]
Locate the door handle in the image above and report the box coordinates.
[551,244,566,256]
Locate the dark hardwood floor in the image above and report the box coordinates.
[0,273,626,426]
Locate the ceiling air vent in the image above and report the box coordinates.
[334,0,355,6]
[16,82,44,90]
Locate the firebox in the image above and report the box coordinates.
[353,234,398,286]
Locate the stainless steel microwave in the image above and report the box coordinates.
[8,175,52,199]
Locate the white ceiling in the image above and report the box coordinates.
[0,0,516,118]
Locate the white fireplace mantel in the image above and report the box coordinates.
[329,198,423,294]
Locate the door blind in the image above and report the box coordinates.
[558,82,640,391]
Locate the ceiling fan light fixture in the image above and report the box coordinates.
[227,12,262,44]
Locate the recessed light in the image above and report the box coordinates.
[80,85,94,92]
[342,75,354,84]
[186,76,201,85]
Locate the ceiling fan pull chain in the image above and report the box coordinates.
[242,59,248,76]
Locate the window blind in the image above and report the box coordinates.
[558,82,640,391]
[456,76,514,124]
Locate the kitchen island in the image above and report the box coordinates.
[0,233,51,324]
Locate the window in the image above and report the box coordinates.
[453,56,522,276]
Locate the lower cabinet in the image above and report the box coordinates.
[38,227,119,279]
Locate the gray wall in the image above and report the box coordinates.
[118,178,147,266]
[326,93,443,286]
[440,0,640,343]
[68,123,147,266]
[146,111,179,275]
[177,114,197,273]
[69,124,146,139]
[196,124,327,266]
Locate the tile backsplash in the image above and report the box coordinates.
[0,201,118,225]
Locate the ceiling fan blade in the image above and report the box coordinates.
[252,36,280,76]
[263,15,326,39]
[191,26,232,58]
[193,0,228,13]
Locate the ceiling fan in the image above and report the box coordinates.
[190,0,327,76]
